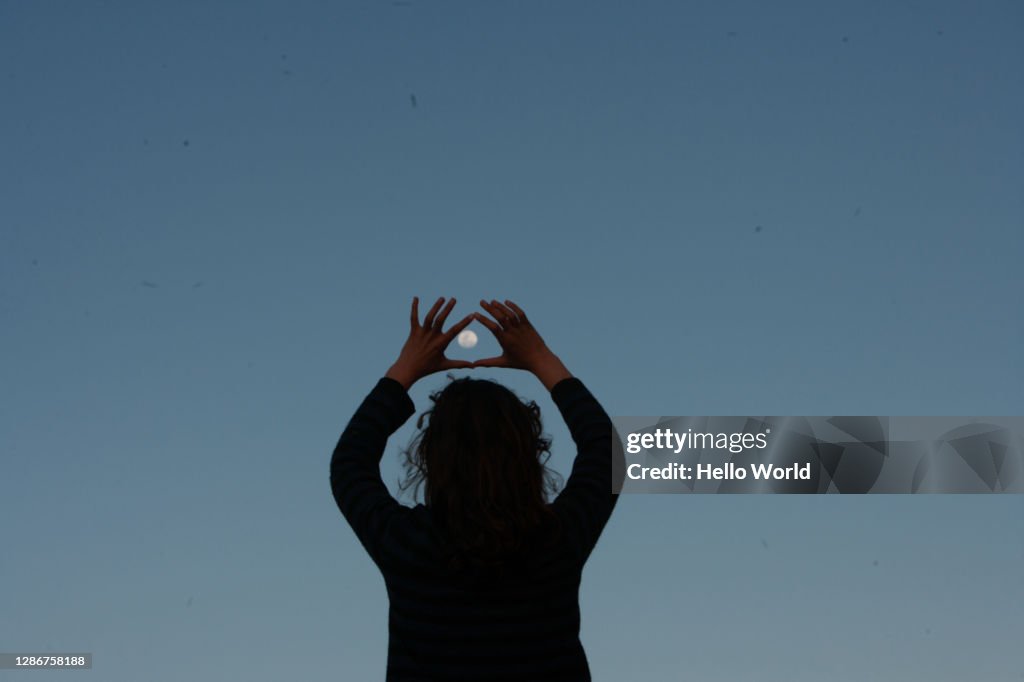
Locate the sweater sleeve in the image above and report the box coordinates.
[549,377,624,564]
[329,377,416,565]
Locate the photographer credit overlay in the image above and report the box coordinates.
[610,417,1024,494]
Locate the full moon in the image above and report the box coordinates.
[457,329,478,349]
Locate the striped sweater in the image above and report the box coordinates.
[330,376,620,681]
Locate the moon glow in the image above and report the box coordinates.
[457,330,478,349]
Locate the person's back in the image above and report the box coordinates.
[330,298,623,681]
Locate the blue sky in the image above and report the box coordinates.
[1,1,1022,680]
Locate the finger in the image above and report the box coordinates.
[482,299,511,327]
[478,299,501,324]
[490,300,519,324]
[441,358,474,370]
[503,300,529,324]
[472,355,508,368]
[422,297,445,329]
[443,313,474,342]
[433,297,457,329]
[410,296,420,328]
[473,311,502,336]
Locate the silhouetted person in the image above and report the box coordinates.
[331,297,622,681]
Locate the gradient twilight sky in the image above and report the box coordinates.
[2,1,1023,680]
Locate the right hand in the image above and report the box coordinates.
[471,300,555,372]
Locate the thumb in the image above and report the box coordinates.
[472,355,509,368]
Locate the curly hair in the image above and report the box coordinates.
[400,375,564,572]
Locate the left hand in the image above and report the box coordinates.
[385,296,475,389]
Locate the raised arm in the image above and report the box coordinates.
[329,377,415,565]
[548,376,623,563]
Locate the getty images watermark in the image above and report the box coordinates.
[609,416,1024,494]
